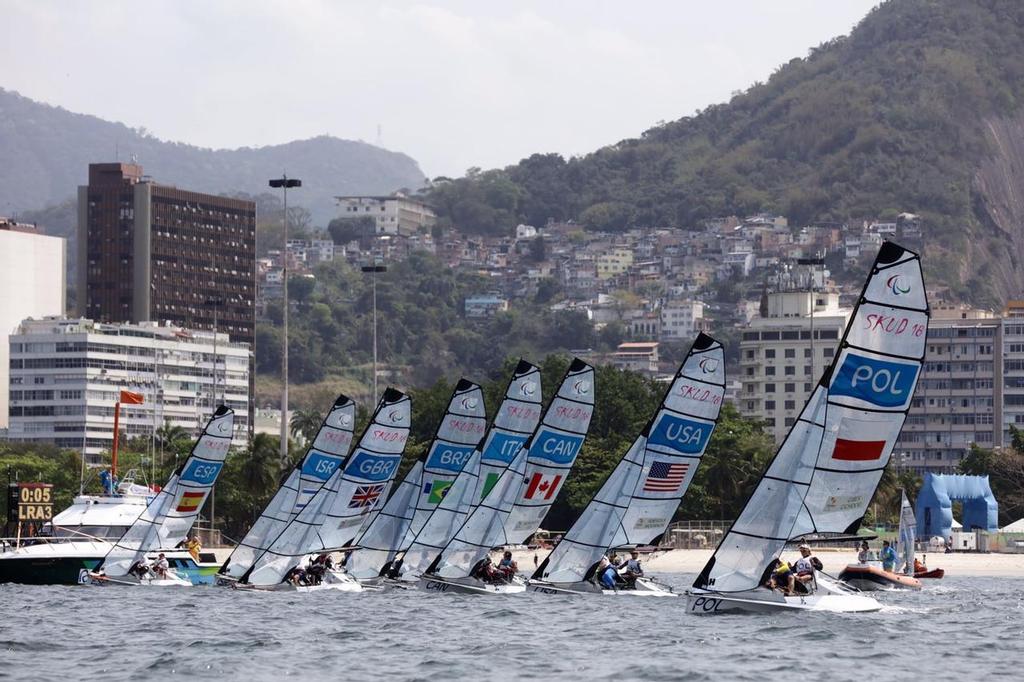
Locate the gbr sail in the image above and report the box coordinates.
[242,389,410,586]
[427,359,595,580]
[345,380,486,579]
[534,334,724,585]
[791,241,928,539]
[397,361,542,579]
[219,396,356,580]
[101,406,234,577]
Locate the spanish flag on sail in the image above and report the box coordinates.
[176,491,205,512]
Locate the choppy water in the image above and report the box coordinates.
[2,574,1022,681]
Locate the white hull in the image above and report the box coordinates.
[232,568,364,592]
[686,587,881,614]
[418,574,526,595]
[528,576,676,597]
[88,569,192,587]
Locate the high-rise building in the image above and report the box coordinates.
[76,163,256,346]
[7,316,250,462]
[1,219,66,429]
[334,194,435,236]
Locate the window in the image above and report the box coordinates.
[745,367,754,376]
[765,349,776,359]
[765,383,776,393]
[785,366,795,376]
[784,349,795,359]
[765,400,776,410]
[785,417,795,427]
[765,367,776,376]
[823,347,834,358]
[785,400,795,410]
[745,350,755,359]
[804,383,812,392]
[804,348,812,358]
[784,383,795,392]
[804,365,812,375]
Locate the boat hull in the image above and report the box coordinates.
[418,574,526,595]
[528,576,677,597]
[88,570,192,587]
[838,564,922,591]
[914,568,944,579]
[233,568,364,592]
[686,588,882,614]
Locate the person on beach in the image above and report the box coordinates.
[880,540,897,572]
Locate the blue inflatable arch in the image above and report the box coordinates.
[915,473,999,539]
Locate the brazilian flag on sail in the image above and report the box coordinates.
[428,479,453,504]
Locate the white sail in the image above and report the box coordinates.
[345,379,486,579]
[219,395,356,579]
[791,242,928,539]
[398,361,542,578]
[898,490,916,574]
[429,359,595,580]
[243,388,410,586]
[101,407,234,577]
[534,334,725,584]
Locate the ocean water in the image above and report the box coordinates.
[2,574,1022,681]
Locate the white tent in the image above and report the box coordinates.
[1000,518,1024,533]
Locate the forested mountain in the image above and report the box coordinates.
[0,88,426,223]
[426,0,1024,304]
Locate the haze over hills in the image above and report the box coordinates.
[427,0,1024,305]
[0,87,427,224]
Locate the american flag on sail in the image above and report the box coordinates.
[348,484,385,509]
[643,461,689,493]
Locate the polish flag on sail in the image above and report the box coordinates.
[831,438,887,461]
[524,473,562,500]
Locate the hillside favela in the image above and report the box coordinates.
[1,1,1023,680]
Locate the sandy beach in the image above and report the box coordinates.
[508,547,1024,578]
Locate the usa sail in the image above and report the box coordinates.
[397,361,542,579]
[242,388,410,586]
[426,359,595,584]
[345,379,486,580]
[533,334,724,588]
[219,396,356,581]
[791,241,928,540]
[99,406,234,578]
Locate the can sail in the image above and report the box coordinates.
[100,406,234,577]
[694,241,926,593]
[790,241,928,539]
[345,380,486,579]
[242,388,410,586]
[397,361,542,579]
[534,334,724,584]
[898,490,916,575]
[219,396,356,580]
[427,358,595,580]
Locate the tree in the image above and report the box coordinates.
[290,408,325,444]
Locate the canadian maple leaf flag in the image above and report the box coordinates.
[524,472,562,500]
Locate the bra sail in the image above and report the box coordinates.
[100,406,234,577]
[398,361,542,579]
[535,334,724,584]
[219,396,355,579]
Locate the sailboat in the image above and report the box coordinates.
[386,361,543,582]
[343,379,487,586]
[217,395,357,584]
[529,333,725,597]
[88,406,235,586]
[688,241,927,614]
[417,358,595,595]
[235,388,410,591]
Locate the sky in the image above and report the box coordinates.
[1,0,878,178]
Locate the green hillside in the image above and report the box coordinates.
[426,0,1024,304]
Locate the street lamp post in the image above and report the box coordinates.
[361,264,387,405]
[797,255,825,382]
[269,175,301,467]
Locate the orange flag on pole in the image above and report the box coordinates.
[120,390,144,405]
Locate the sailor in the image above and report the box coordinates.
[617,550,644,587]
[284,565,307,586]
[793,544,818,591]
[768,559,795,594]
[152,553,170,579]
[186,535,202,561]
[129,559,150,579]
[471,555,498,583]
[307,555,327,585]
[597,555,618,590]
[497,551,518,581]
[880,540,897,572]
[857,540,871,563]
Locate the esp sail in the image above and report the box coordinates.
[534,334,724,584]
[345,380,486,579]
[898,490,916,575]
[100,406,234,577]
[397,361,542,579]
[243,388,410,586]
[427,359,595,580]
[219,396,356,580]
[791,241,928,539]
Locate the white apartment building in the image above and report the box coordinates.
[335,194,436,235]
[7,317,251,462]
[660,300,706,341]
[0,221,66,429]
[1002,301,1024,443]
[740,290,850,443]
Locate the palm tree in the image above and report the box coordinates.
[238,433,281,499]
[290,408,324,444]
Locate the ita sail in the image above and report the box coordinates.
[397,361,543,579]
[242,388,410,586]
[898,490,916,575]
[98,406,234,578]
[425,359,595,583]
[533,334,725,588]
[219,396,356,581]
[790,241,928,541]
[345,379,486,580]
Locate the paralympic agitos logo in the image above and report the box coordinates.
[887,275,911,296]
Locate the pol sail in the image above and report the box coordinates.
[98,406,234,579]
[532,334,724,591]
[219,395,356,581]
[346,379,486,580]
